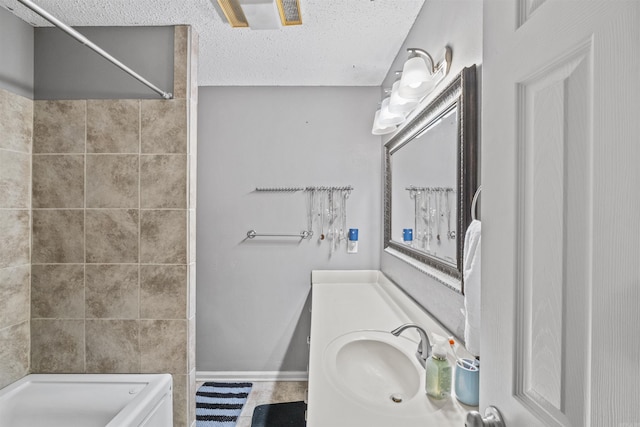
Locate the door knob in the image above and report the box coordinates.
[465,406,505,427]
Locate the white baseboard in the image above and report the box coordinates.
[196,371,309,382]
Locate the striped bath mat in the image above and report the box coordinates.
[196,382,252,427]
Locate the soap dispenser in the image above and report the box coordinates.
[425,336,452,399]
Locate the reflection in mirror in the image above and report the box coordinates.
[384,66,477,293]
[391,107,458,266]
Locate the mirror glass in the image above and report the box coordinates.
[390,107,458,266]
[384,65,478,292]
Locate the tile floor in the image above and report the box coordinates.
[195,381,308,427]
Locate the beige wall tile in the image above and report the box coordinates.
[0,210,30,268]
[86,155,138,208]
[140,319,187,374]
[189,29,199,103]
[172,374,187,427]
[0,321,30,388]
[24,31,193,417]
[172,372,195,427]
[32,210,84,264]
[86,264,139,319]
[87,100,140,153]
[0,266,30,330]
[32,154,84,208]
[141,100,187,153]
[0,88,33,153]
[173,26,189,100]
[86,319,140,373]
[31,264,84,319]
[86,209,139,263]
[33,100,86,153]
[0,150,30,209]
[140,265,187,319]
[31,319,85,373]
[140,155,187,209]
[140,210,187,264]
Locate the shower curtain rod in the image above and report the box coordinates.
[17,0,173,100]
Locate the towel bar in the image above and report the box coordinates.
[246,230,312,239]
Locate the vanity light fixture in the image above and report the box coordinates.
[398,47,452,99]
[216,0,302,29]
[371,47,452,135]
[370,93,407,136]
[371,109,397,135]
[378,96,405,126]
[388,77,419,114]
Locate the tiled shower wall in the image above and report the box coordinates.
[0,88,32,389]
[28,27,197,427]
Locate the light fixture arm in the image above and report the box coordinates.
[407,48,436,74]
[407,47,452,76]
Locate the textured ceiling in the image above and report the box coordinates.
[1,0,425,86]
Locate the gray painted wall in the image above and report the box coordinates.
[0,6,34,98]
[34,26,173,100]
[379,0,483,340]
[196,86,381,372]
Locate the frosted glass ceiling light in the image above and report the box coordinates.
[216,0,302,29]
[378,96,405,126]
[398,47,452,100]
[388,78,419,114]
[241,0,281,29]
[372,110,397,135]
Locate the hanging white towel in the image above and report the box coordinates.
[463,219,482,357]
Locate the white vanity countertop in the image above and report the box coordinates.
[307,270,476,427]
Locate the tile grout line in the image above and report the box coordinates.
[28,100,33,375]
[138,99,142,373]
[31,152,186,156]
[27,207,189,211]
[0,145,32,155]
[83,100,87,374]
[31,262,189,266]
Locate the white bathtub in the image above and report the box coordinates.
[0,374,172,427]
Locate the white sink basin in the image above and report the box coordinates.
[323,330,447,414]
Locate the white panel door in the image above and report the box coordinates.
[482,1,640,426]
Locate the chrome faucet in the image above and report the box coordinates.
[391,323,432,367]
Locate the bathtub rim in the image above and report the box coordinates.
[0,373,173,427]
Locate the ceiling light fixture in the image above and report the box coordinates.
[371,47,452,135]
[216,0,302,29]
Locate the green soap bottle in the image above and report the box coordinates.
[425,336,452,399]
